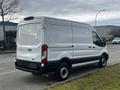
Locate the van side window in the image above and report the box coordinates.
[92,31,103,47]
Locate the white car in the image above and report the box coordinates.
[15,16,109,80]
[112,38,120,44]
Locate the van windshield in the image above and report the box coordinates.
[17,24,41,45]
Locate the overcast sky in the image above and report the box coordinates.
[15,0,120,26]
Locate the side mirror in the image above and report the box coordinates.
[95,39,102,46]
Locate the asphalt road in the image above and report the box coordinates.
[0,45,120,90]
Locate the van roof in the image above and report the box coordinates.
[21,16,89,25]
[19,16,96,31]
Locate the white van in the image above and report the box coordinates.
[15,16,109,80]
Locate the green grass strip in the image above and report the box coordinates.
[48,64,120,90]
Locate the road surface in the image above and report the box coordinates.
[0,45,120,90]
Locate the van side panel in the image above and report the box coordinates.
[72,22,95,59]
[44,18,73,61]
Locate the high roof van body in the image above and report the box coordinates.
[15,16,109,80]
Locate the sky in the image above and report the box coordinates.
[12,0,120,26]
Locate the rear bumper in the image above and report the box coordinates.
[15,60,42,74]
[15,59,58,74]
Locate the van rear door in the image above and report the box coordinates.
[17,23,43,62]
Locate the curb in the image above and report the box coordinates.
[46,69,99,90]
[0,51,16,54]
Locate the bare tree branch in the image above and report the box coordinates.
[3,0,17,13]
[4,0,10,4]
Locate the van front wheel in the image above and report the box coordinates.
[98,55,107,68]
[56,63,70,81]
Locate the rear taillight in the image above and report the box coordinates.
[41,44,48,63]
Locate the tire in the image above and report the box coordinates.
[113,42,117,44]
[98,55,108,68]
[55,63,70,81]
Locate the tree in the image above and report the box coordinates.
[0,0,19,48]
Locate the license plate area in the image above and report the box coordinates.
[29,63,37,69]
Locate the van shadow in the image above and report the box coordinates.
[21,63,99,86]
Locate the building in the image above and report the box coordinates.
[0,21,17,48]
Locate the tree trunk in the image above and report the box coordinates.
[1,10,7,48]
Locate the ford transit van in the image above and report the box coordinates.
[15,16,109,80]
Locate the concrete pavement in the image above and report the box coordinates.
[0,45,120,90]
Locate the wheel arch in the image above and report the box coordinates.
[59,57,72,69]
[101,53,109,60]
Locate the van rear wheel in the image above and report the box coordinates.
[56,63,70,81]
[98,55,107,68]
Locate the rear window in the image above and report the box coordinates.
[17,24,41,45]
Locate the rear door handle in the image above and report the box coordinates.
[93,46,95,48]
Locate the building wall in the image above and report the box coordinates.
[0,22,17,48]
[0,25,17,31]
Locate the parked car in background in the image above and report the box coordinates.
[112,37,120,44]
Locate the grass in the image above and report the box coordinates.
[48,64,120,90]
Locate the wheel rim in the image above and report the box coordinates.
[102,57,107,66]
[60,67,68,79]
